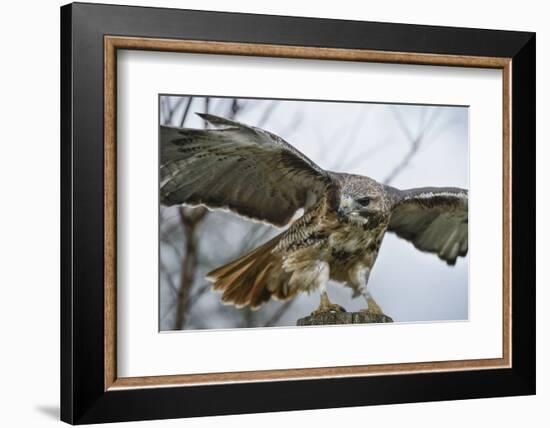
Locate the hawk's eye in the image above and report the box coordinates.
[357,197,371,207]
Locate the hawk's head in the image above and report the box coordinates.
[332,173,395,227]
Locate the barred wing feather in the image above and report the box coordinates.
[160,113,332,227]
[388,187,468,265]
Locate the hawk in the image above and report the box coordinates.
[161,113,468,316]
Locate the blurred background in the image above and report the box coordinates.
[159,95,468,331]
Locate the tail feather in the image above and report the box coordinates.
[207,234,294,309]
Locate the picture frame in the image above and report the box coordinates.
[60,2,535,424]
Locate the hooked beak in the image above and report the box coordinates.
[337,203,370,218]
[349,209,370,219]
[338,196,371,219]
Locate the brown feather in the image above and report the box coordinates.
[207,234,291,309]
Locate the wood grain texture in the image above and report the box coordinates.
[106,36,510,68]
[104,36,117,391]
[103,36,512,391]
[502,62,512,366]
[110,357,508,389]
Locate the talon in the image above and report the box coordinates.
[360,296,385,315]
[311,291,346,315]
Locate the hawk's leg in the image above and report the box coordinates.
[349,264,386,316]
[360,290,385,315]
[310,263,345,315]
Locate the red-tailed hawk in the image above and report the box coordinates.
[161,114,468,316]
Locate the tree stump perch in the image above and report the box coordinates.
[297,310,393,326]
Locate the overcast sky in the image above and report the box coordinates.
[160,96,469,330]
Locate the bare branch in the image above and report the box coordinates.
[165,97,185,125]
[173,206,208,330]
[340,137,396,171]
[179,97,194,127]
[188,282,212,307]
[264,300,295,327]
[383,107,441,185]
[256,101,278,128]
[172,97,213,330]
[278,112,303,139]
[332,110,368,167]
[160,260,178,296]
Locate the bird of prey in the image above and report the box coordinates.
[160,113,468,317]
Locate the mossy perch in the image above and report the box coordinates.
[297,309,393,326]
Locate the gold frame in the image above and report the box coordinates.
[104,36,512,391]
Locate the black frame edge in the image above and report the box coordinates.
[60,3,74,425]
[71,1,533,57]
[510,33,536,393]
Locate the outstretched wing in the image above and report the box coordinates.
[160,113,333,227]
[388,187,468,265]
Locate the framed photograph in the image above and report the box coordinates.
[61,2,535,424]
